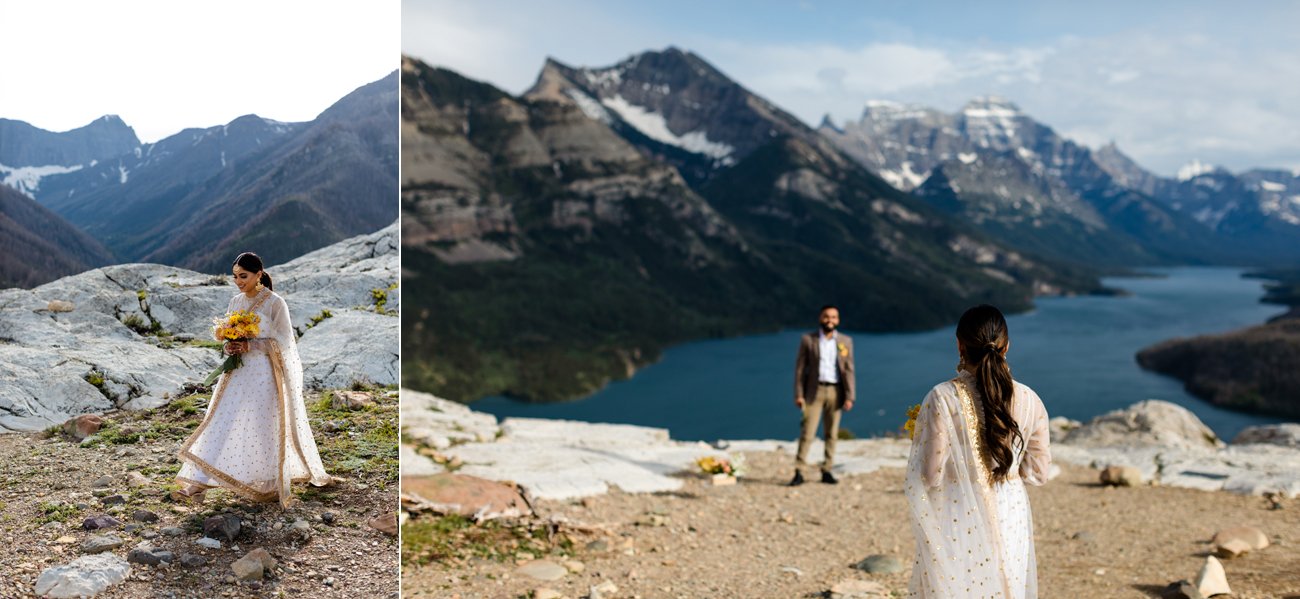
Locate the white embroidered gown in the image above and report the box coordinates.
[177,288,330,507]
[904,370,1051,598]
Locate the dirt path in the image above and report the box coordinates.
[0,389,398,598]
[402,450,1300,598]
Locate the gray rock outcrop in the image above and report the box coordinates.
[0,223,398,432]
[402,390,1300,501]
[1061,400,1224,450]
[1232,423,1300,448]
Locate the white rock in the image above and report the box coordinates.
[400,389,499,449]
[399,445,444,476]
[1195,556,1231,597]
[1062,400,1224,449]
[588,581,619,599]
[1049,416,1082,443]
[34,553,130,598]
[195,537,221,549]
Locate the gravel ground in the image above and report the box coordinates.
[402,450,1300,598]
[0,390,398,598]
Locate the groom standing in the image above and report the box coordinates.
[790,304,855,485]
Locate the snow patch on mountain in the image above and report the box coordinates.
[0,163,84,198]
[1193,202,1237,228]
[564,88,613,124]
[581,67,624,89]
[1258,180,1286,192]
[1177,159,1216,181]
[961,97,1023,148]
[879,161,928,191]
[600,95,734,161]
[861,100,932,121]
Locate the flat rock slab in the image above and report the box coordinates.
[401,390,500,449]
[402,390,1300,501]
[516,560,568,582]
[81,533,124,554]
[0,224,398,433]
[401,473,531,519]
[35,553,131,598]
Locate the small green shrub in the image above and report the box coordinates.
[308,309,334,328]
[37,502,82,524]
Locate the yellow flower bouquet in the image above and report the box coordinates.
[903,404,922,439]
[202,310,261,386]
[697,454,747,485]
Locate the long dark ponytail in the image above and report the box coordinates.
[233,252,273,291]
[956,304,1022,483]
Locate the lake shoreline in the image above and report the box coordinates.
[471,267,1288,442]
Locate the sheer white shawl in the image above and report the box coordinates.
[904,371,1051,598]
[178,289,330,507]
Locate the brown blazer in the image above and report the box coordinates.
[794,331,855,407]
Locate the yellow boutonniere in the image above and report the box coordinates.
[837,342,848,357]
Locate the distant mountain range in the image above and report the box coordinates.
[400,50,1100,403]
[821,98,1300,266]
[0,72,398,284]
[397,45,1300,404]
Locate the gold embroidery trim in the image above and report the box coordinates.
[951,373,1015,598]
[951,375,992,489]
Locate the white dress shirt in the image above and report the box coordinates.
[818,331,839,384]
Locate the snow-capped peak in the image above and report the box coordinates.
[1177,159,1217,181]
[860,100,932,122]
[961,96,1023,119]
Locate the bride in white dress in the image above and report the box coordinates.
[174,252,331,507]
[904,304,1052,598]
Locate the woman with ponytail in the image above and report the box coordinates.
[904,305,1052,598]
[173,252,332,506]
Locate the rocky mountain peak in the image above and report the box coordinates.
[859,100,940,123]
[818,113,842,134]
[0,115,140,169]
[961,95,1024,116]
[1177,159,1222,181]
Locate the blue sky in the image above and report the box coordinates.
[404,0,1300,177]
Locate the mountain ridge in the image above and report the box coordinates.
[400,52,1101,404]
[7,72,399,274]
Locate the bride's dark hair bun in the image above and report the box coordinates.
[233,252,273,291]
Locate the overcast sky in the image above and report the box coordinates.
[403,0,1300,177]
[2,0,398,144]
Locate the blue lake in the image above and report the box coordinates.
[474,267,1290,442]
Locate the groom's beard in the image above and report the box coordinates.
[820,324,836,334]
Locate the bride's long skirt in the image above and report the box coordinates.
[177,348,324,504]
[994,479,1035,599]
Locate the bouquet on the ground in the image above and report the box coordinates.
[202,310,261,386]
[903,404,922,439]
[696,454,747,478]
